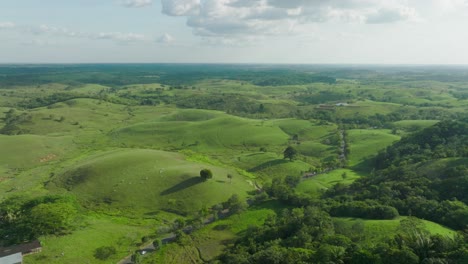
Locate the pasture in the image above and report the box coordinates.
[49,149,254,216]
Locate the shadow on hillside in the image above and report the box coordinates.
[160,177,204,196]
[248,159,289,172]
[352,157,375,175]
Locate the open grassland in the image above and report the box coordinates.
[24,215,157,264]
[393,119,440,131]
[24,99,133,135]
[296,169,362,196]
[415,157,468,178]
[49,149,254,216]
[0,134,74,169]
[334,216,457,246]
[1,67,466,264]
[335,100,403,118]
[110,115,289,152]
[234,152,314,179]
[347,129,400,168]
[0,134,76,199]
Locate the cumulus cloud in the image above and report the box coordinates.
[32,24,81,37]
[159,0,421,38]
[366,7,419,24]
[0,21,15,29]
[24,24,148,43]
[161,0,200,16]
[123,0,152,8]
[95,32,146,42]
[157,33,174,43]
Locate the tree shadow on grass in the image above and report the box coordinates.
[160,177,204,196]
[248,159,289,172]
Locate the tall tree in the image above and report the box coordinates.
[283,146,297,161]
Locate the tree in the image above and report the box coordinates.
[283,146,297,161]
[131,252,142,264]
[200,169,213,181]
[225,194,247,215]
[153,239,162,251]
[94,246,116,260]
[341,172,348,179]
[27,201,77,236]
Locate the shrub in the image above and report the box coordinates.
[94,246,117,260]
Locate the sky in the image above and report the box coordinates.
[1,0,468,64]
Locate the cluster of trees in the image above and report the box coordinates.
[17,92,96,109]
[0,195,79,245]
[375,120,467,169]
[262,174,400,221]
[325,120,468,230]
[219,207,468,264]
[296,90,352,104]
[0,109,32,135]
[159,69,336,86]
[173,93,266,116]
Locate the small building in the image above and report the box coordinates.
[0,252,22,264]
[0,240,42,264]
[335,102,349,106]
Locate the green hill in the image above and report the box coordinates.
[49,149,253,215]
[0,134,74,170]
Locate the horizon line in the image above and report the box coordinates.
[1,62,468,67]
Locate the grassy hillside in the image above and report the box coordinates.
[392,119,439,132]
[110,116,289,152]
[334,216,457,245]
[1,65,465,264]
[0,134,74,169]
[49,149,254,215]
[296,169,362,196]
[347,129,400,168]
[25,216,156,264]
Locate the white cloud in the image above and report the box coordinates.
[157,33,174,43]
[20,39,59,46]
[159,0,421,39]
[430,0,468,16]
[366,7,419,24]
[123,0,152,8]
[161,0,200,16]
[96,32,146,42]
[0,22,15,29]
[33,24,81,37]
[22,24,148,44]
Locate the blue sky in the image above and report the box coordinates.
[1,0,468,64]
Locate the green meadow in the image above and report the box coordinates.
[347,129,400,168]
[333,216,457,245]
[49,149,253,216]
[0,65,465,263]
[296,168,362,196]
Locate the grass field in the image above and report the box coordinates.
[333,216,457,246]
[24,215,157,264]
[392,119,440,132]
[415,157,468,178]
[110,115,290,153]
[347,129,400,168]
[296,169,362,196]
[0,134,74,169]
[49,149,254,216]
[1,67,466,264]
